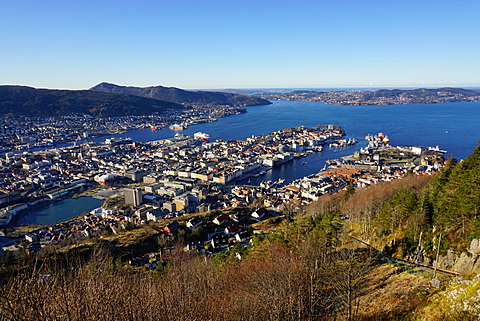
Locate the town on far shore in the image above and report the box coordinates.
[0,121,446,264]
[255,87,480,105]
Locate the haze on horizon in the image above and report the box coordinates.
[1,0,479,90]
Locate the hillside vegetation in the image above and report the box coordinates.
[0,86,183,117]
[0,182,433,320]
[1,145,480,319]
[90,82,272,107]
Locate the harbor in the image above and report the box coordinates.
[0,99,479,231]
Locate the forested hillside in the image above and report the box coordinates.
[90,82,272,107]
[337,144,480,258]
[0,86,183,117]
[429,148,480,235]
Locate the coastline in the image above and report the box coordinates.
[1,99,479,238]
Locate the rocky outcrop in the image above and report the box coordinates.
[432,239,480,275]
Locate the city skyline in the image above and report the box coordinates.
[2,0,479,90]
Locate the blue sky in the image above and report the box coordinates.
[1,0,479,89]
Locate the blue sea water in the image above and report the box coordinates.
[90,100,480,159]
[21,197,103,225]
[86,100,480,184]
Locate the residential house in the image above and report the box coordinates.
[164,221,181,234]
[251,208,268,220]
[186,216,203,230]
[213,213,229,225]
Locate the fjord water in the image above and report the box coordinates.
[89,100,480,184]
[96,100,480,160]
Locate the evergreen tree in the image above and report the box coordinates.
[432,145,480,233]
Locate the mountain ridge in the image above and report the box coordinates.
[0,85,184,117]
[90,82,272,107]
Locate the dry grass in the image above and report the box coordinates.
[251,215,286,232]
[355,264,435,320]
[6,225,47,238]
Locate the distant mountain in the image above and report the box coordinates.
[258,87,480,105]
[0,86,183,117]
[90,82,272,107]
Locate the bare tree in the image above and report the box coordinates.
[321,240,377,320]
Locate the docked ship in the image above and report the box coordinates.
[194,132,210,140]
[365,133,390,146]
[169,124,188,130]
[105,137,133,145]
[260,178,285,189]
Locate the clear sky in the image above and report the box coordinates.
[1,0,479,90]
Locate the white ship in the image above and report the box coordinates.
[194,132,210,140]
[169,124,187,130]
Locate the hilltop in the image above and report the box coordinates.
[90,82,272,107]
[0,86,184,117]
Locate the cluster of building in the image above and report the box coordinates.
[258,89,480,105]
[24,208,120,246]
[0,126,447,259]
[129,207,274,269]
[275,133,446,209]
[121,134,448,267]
[0,125,344,246]
[0,104,245,153]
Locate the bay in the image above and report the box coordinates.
[24,100,480,225]
[84,100,480,184]
[21,197,103,225]
[88,100,480,159]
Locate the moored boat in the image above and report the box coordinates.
[194,132,210,140]
[169,124,187,130]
